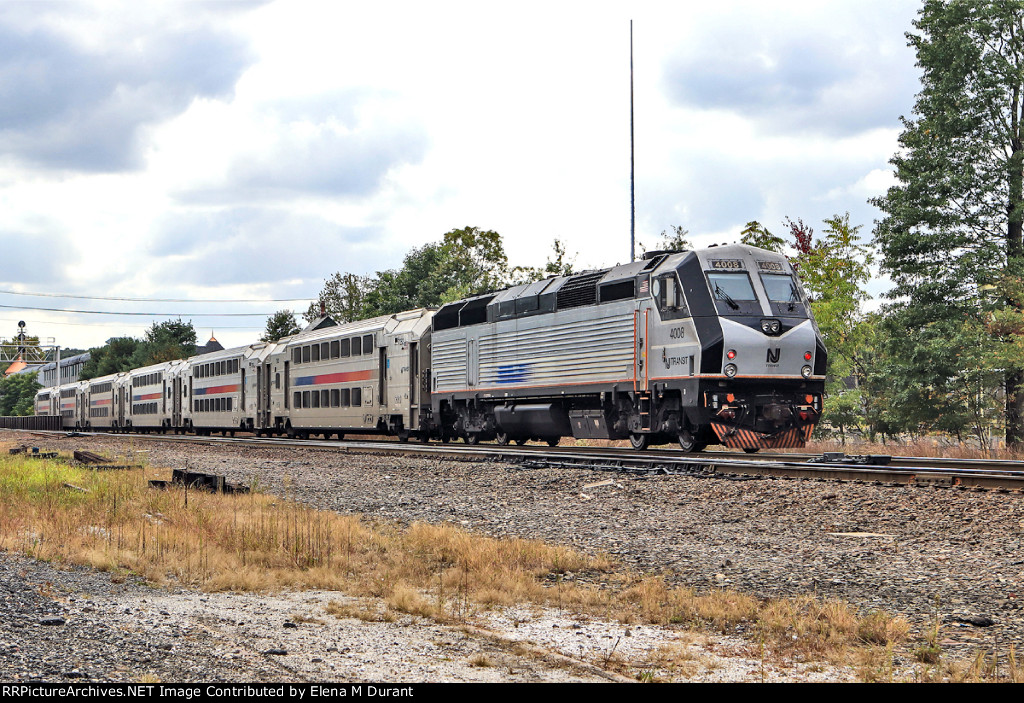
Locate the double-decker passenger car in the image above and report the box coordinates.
[262,309,433,440]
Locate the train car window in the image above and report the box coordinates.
[294,391,301,408]
[321,390,329,407]
[331,341,340,359]
[352,387,362,406]
[351,337,361,356]
[302,346,311,363]
[275,373,280,389]
[228,397,233,411]
[321,343,330,360]
[293,348,302,364]
[340,338,350,357]
[331,389,340,407]
[363,335,373,354]
[341,388,350,406]
[302,390,310,408]
[311,391,320,408]
[312,344,320,362]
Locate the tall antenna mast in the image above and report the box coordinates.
[630,20,636,262]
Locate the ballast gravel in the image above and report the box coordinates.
[2,431,1023,682]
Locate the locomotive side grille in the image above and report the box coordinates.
[556,271,604,310]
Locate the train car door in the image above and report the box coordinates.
[259,362,271,429]
[408,341,418,430]
[378,348,387,406]
[172,376,182,429]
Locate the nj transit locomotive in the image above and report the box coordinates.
[36,244,825,452]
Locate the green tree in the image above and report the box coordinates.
[511,238,578,284]
[79,337,142,380]
[740,221,786,253]
[304,273,372,324]
[130,319,197,367]
[312,227,516,319]
[638,225,692,256]
[0,371,41,416]
[786,213,873,442]
[872,0,1024,445]
[262,310,302,343]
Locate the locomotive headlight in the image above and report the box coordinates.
[724,363,738,378]
[801,365,812,378]
[726,349,737,360]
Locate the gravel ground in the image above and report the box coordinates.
[3,430,1024,682]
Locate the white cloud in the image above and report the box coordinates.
[0,0,921,349]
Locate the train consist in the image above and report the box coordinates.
[35,244,826,451]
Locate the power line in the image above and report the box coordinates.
[0,288,313,303]
[0,303,273,316]
[0,318,264,330]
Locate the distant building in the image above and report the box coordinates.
[3,358,44,378]
[197,334,224,355]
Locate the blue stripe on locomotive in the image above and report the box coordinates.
[496,364,531,384]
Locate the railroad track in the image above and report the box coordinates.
[7,428,1024,491]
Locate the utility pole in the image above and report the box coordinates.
[630,20,636,263]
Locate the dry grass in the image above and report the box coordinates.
[805,437,1022,460]
[2,442,1014,680]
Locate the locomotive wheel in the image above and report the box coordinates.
[545,437,560,447]
[515,438,528,446]
[398,432,410,443]
[678,430,707,453]
[743,447,760,454]
[466,433,481,445]
[629,433,650,450]
[495,430,510,446]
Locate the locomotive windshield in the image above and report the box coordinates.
[761,274,799,302]
[760,273,808,316]
[706,272,761,314]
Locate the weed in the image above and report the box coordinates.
[468,654,493,667]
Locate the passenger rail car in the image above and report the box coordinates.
[261,308,432,440]
[429,244,826,451]
[184,344,261,435]
[118,360,184,432]
[84,373,122,431]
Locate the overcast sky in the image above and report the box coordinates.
[0,0,921,351]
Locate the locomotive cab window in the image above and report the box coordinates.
[653,274,689,319]
[760,273,807,317]
[706,272,760,314]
